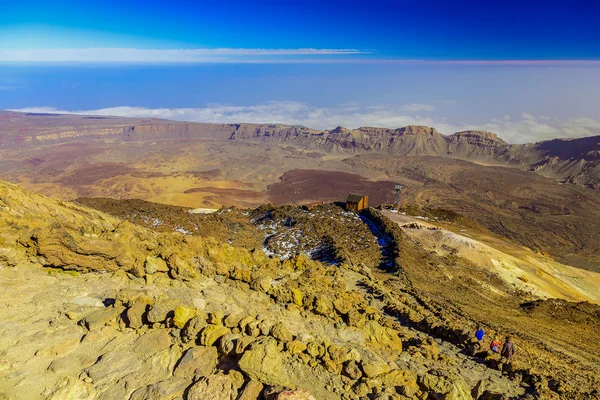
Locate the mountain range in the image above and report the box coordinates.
[2,111,599,189]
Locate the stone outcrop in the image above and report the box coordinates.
[0,180,270,281]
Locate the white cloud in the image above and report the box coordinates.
[0,48,366,63]
[5,49,600,65]
[466,114,600,143]
[10,103,600,144]
[399,103,435,112]
[521,112,536,120]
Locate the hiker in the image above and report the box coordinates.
[490,337,502,353]
[475,326,485,342]
[501,336,515,362]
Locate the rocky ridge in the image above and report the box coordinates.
[1,111,599,188]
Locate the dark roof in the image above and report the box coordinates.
[347,193,366,203]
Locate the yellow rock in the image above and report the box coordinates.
[361,354,390,378]
[144,256,168,274]
[286,340,307,355]
[291,288,303,307]
[208,311,224,325]
[200,325,231,346]
[381,369,419,392]
[232,266,252,282]
[323,359,342,374]
[173,306,196,329]
[363,320,403,352]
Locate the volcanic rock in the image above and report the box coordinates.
[174,346,218,378]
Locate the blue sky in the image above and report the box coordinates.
[1,0,600,143]
[2,0,600,59]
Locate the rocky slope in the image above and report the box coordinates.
[0,179,515,400]
[2,180,600,399]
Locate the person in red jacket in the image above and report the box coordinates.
[490,337,502,353]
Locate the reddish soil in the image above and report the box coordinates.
[26,158,45,167]
[58,163,136,185]
[184,186,265,201]
[267,169,398,205]
[192,169,223,180]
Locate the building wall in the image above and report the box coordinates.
[347,196,368,211]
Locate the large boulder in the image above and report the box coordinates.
[363,320,403,352]
[187,373,239,400]
[265,388,317,400]
[239,338,293,387]
[360,353,391,378]
[238,381,264,400]
[420,369,473,400]
[79,305,125,330]
[126,301,149,329]
[381,369,420,397]
[129,377,190,400]
[173,306,196,329]
[182,313,208,343]
[200,325,231,346]
[173,346,218,378]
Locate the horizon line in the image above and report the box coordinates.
[0,48,600,65]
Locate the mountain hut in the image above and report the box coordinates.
[346,193,368,212]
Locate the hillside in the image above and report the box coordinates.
[1,111,599,189]
[1,180,600,399]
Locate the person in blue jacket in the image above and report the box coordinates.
[475,326,485,342]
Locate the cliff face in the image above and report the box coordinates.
[228,124,600,188]
[229,124,600,187]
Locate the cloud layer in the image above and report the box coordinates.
[3,48,600,65]
[0,48,366,63]
[11,102,600,144]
